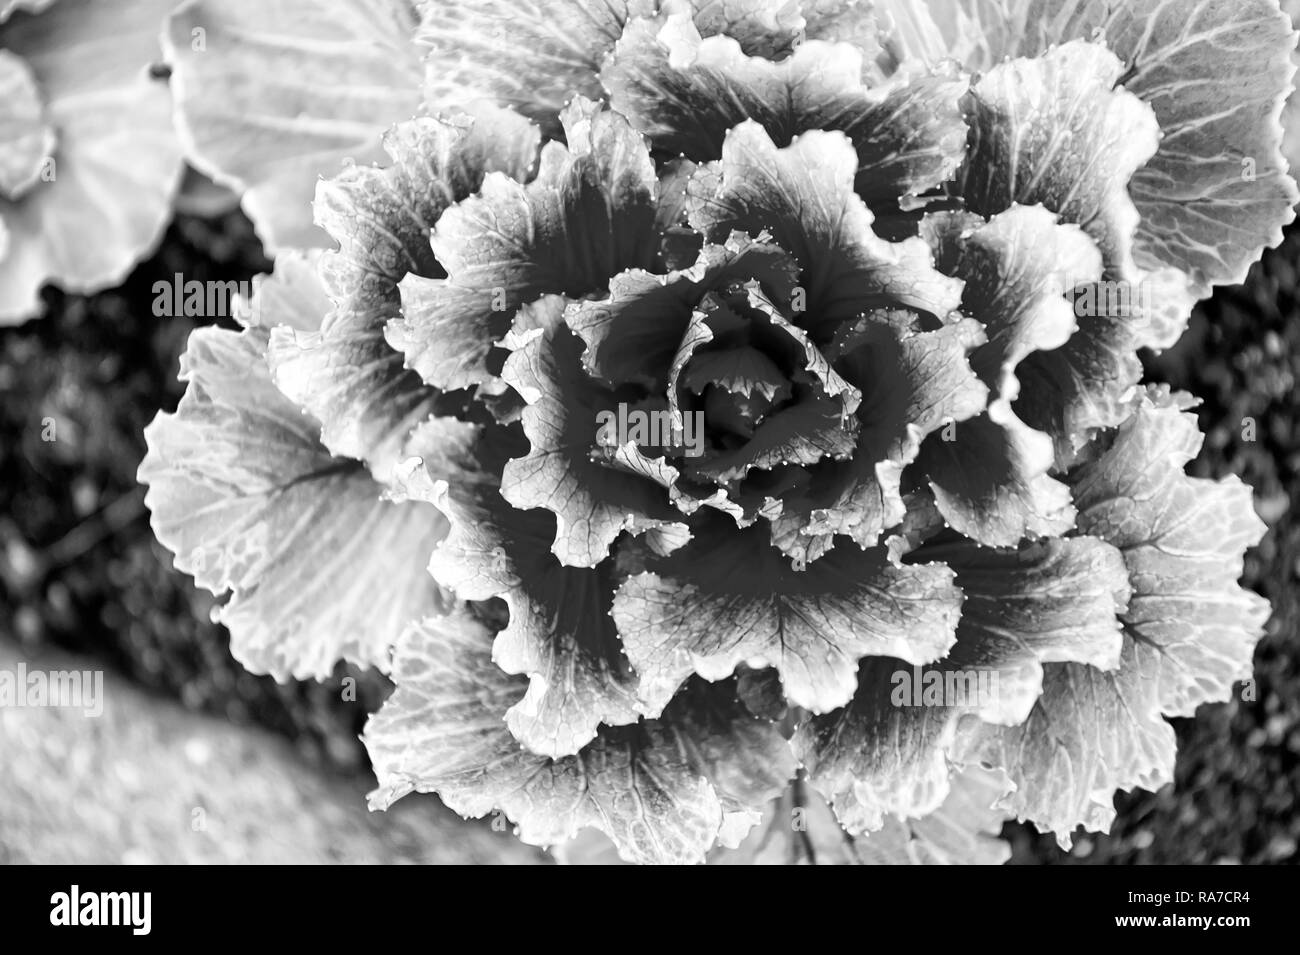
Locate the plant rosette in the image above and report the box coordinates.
[140,0,1296,864]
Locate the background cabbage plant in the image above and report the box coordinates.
[0,0,185,322]
[138,0,1298,863]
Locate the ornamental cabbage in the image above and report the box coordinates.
[140,0,1296,863]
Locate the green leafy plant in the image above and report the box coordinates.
[0,0,184,322]
[140,0,1296,863]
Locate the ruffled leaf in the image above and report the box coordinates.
[398,440,648,758]
[567,232,800,388]
[500,298,680,567]
[678,0,807,56]
[1056,0,1298,296]
[972,642,1176,849]
[364,610,796,864]
[418,0,656,135]
[680,283,863,485]
[1117,0,1299,296]
[963,40,1199,362]
[799,0,891,77]
[418,0,824,135]
[138,325,455,680]
[682,344,788,402]
[961,42,1196,458]
[917,204,1101,543]
[242,251,331,333]
[920,412,1075,548]
[390,98,659,391]
[1070,396,1271,716]
[691,398,858,484]
[613,518,962,714]
[269,108,539,480]
[962,40,1198,351]
[921,206,1097,414]
[603,9,968,225]
[795,535,1128,833]
[884,0,1299,298]
[963,41,1157,287]
[686,120,965,330]
[1015,310,1144,466]
[930,535,1130,682]
[771,313,988,560]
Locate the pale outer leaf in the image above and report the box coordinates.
[364,611,795,864]
[1071,397,1271,717]
[794,535,1129,835]
[0,0,184,322]
[163,0,425,251]
[972,643,1177,849]
[971,398,1269,846]
[875,0,1299,298]
[139,325,452,680]
[418,0,656,135]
